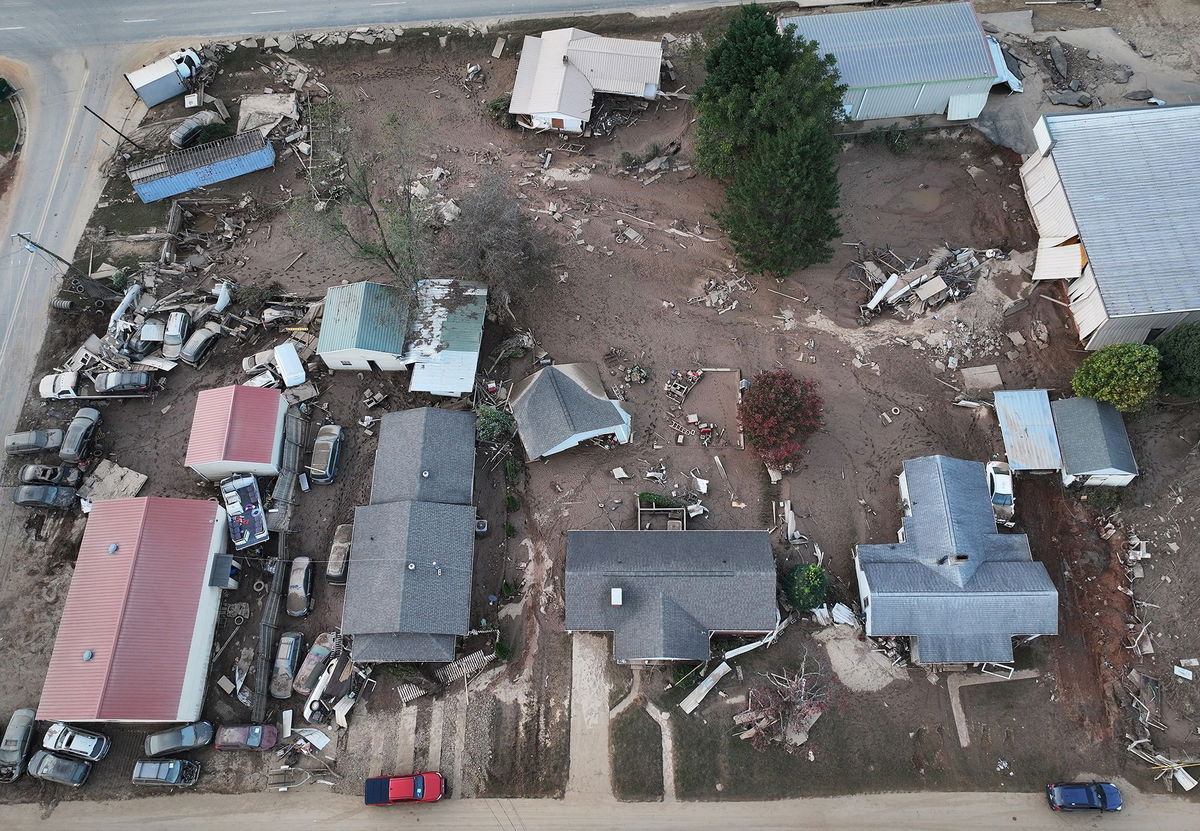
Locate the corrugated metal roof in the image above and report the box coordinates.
[37,498,222,721]
[508,28,662,120]
[127,131,269,185]
[1051,397,1138,476]
[994,390,1063,471]
[566,530,778,661]
[1042,106,1200,317]
[781,3,995,89]
[317,281,412,356]
[184,385,283,468]
[405,280,487,396]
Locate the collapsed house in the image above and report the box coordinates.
[341,408,477,663]
[1020,106,1200,348]
[564,530,778,663]
[780,2,1002,121]
[126,131,276,203]
[508,27,663,132]
[509,363,632,460]
[404,279,488,398]
[184,385,287,481]
[316,281,412,372]
[854,455,1058,665]
[38,497,231,722]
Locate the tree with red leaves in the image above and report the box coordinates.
[738,370,823,470]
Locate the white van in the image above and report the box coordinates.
[273,342,306,388]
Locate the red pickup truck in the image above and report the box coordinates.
[364,772,446,805]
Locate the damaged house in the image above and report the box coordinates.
[565,530,778,663]
[854,455,1058,665]
[316,281,412,372]
[341,408,477,663]
[780,2,1003,121]
[404,279,488,398]
[508,27,663,133]
[510,363,631,460]
[1020,106,1200,348]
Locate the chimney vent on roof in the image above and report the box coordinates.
[952,554,969,564]
[562,54,569,64]
[611,587,623,606]
[421,470,430,478]
[407,563,416,570]
[108,543,119,554]
[82,650,94,662]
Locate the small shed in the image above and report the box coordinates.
[405,279,488,398]
[781,2,997,121]
[126,131,275,203]
[510,363,632,460]
[994,389,1062,472]
[508,28,663,133]
[317,281,412,371]
[184,385,286,481]
[1051,397,1138,487]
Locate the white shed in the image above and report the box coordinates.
[184,385,286,481]
[1051,398,1138,487]
[316,281,412,371]
[781,3,999,122]
[405,279,488,398]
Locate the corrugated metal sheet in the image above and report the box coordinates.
[405,279,487,397]
[37,498,222,721]
[994,390,1063,471]
[185,385,284,468]
[566,35,662,97]
[127,132,275,202]
[781,3,995,89]
[1043,106,1200,317]
[1032,242,1084,281]
[1085,311,1188,350]
[1019,151,1079,239]
[946,90,989,121]
[317,281,412,356]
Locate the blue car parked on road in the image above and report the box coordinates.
[1046,782,1123,812]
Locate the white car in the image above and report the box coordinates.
[986,461,1016,528]
[42,722,111,762]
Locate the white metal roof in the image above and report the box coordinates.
[780,3,995,89]
[1040,106,1200,317]
[509,28,662,120]
[994,390,1063,471]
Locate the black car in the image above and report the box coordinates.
[144,722,215,758]
[18,464,83,488]
[12,485,77,510]
[59,408,101,464]
[94,371,154,396]
[27,750,90,787]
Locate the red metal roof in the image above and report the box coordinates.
[37,498,222,722]
[184,385,283,468]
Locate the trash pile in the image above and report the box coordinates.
[735,656,831,753]
[688,267,755,315]
[588,96,649,137]
[853,245,1005,325]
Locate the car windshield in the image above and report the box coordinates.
[992,493,1014,506]
[413,775,424,800]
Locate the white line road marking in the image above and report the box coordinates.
[251,9,288,13]
[123,19,159,23]
[0,26,26,30]
[371,2,408,6]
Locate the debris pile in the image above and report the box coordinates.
[853,245,1005,324]
[688,267,755,315]
[736,656,831,753]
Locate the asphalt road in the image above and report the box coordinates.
[3,788,1199,829]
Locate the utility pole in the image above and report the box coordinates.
[12,233,120,299]
[82,105,144,151]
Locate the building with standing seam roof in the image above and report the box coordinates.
[780,2,998,121]
[855,456,1058,665]
[184,385,286,481]
[1020,106,1200,348]
[317,281,413,371]
[404,279,488,398]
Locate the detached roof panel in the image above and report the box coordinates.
[781,2,995,89]
[994,389,1063,471]
[127,131,270,185]
[1042,106,1200,316]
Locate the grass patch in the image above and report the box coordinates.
[608,665,634,710]
[610,707,664,801]
[0,97,18,155]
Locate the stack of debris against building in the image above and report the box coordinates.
[853,245,1005,324]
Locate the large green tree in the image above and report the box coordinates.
[1071,342,1161,412]
[1153,323,1200,398]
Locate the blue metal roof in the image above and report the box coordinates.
[127,131,275,203]
[994,390,1062,471]
[317,281,412,357]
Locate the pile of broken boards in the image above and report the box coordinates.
[689,267,755,315]
[855,245,1004,325]
[587,95,650,138]
[735,662,830,753]
[158,196,259,279]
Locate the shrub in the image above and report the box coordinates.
[504,457,524,485]
[738,370,824,469]
[494,640,512,661]
[1071,342,1161,412]
[787,564,827,611]
[504,522,517,538]
[487,94,515,129]
[476,405,516,443]
[1153,324,1200,398]
[505,491,520,512]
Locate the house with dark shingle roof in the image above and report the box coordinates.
[317,281,413,371]
[341,407,477,663]
[509,363,631,460]
[854,455,1058,665]
[565,530,778,663]
[1051,397,1138,487]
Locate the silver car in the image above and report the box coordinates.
[180,327,221,368]
[162,311,191,360]
[0,709,36,782]
[309,425,344,485]
[286,557,313,618]
[59,407,101,464]
[42,722,111,762]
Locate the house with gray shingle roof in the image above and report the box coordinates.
[509,363,631,460]
[317,281,413,371]
[565,530,778,663]
[1051,397,1138,487]
[341,407,477,663]
[854,455,1058,665]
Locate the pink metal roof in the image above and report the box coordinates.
[37,498,221,722]
[184,385,282,468]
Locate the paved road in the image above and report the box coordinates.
[2,788,1197,829]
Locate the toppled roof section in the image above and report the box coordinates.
[781,2,995,89]
[405,279,487,397]
[510,363,631,460]
[1041,106,1200,317]
[509,28,663,120]
[317,281,412,356]
[369,408,476,505]
[994,389,1063,471]
[1051,397,1138,476]
[857,456,1058,664]
[565,530,778,661]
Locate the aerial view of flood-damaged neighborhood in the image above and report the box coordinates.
[0,0,1199,827]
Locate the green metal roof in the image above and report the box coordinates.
[317,281,413,356]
